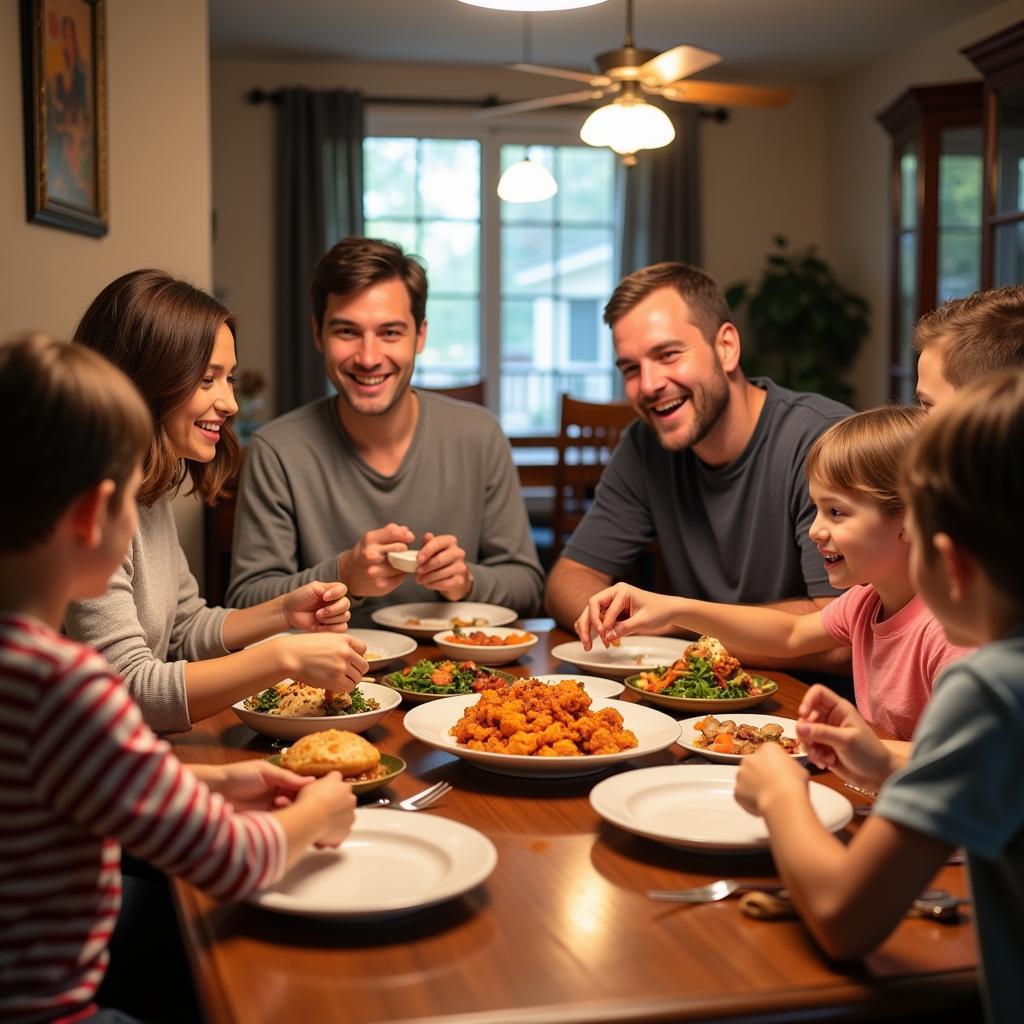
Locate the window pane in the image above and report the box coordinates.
[502,298,540,363]
[938,129,982,227]
[503,225,554,295]
[556,226,614,298]
[500,145,555,223]
[898,231,917,388]
[900,147,918,229]
[558,147,616,223]
[938,228,981,301]
[421,221,479,293]
[419,139,480,219]
[995,84,1024,215]
[568,299,601,363]
[994,221,1024,287]
[364,218,418,253]
[418,297,480,374]
[363,138,416,219]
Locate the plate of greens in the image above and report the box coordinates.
[380,659,518,703]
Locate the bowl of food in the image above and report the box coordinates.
[380,659,518,703]
[268,729,406,794]
[432,626,538,666]
[233,680,401,740]
[386,550,420,573]
[624,635,778,712]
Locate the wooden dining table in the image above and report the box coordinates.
[169,622,979,1023]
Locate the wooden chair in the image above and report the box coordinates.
[420,381,485,405]
[551,394,636,559]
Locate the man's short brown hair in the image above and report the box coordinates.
[901,367,1024,608]
[603,262,732,343]
[311,237,428,333]
[0,334,151,553]
[912,285,1024,387]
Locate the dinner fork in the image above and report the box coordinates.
[647,879,785,903]
[363,780,452,812]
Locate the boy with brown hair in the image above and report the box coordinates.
[733,368,1024,1022]
[0,335,356,1024]
[914,284,1024,410]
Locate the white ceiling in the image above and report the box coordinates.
[209,0,1006,82]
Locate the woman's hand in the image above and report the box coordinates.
[282,582,351,633]
[573,583,679,651]
[276,632,369,691]
[734,742,808,817]
[200,760,314,811]
[797,685,897,793]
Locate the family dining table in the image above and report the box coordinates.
[169,621,979,1024]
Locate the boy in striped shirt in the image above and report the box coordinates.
[0,335,357,1024]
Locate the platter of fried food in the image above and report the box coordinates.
[371,601,517,639]
[380,659,518,703]
[589,764,852,852]
[624,636,778,711]
[677,714,804,764]
[233,681,400,740]
[268,729,406,794]
[433,625,538,666]
[249,807,497,919]
[403,679,680,777]
[550,636,690,679]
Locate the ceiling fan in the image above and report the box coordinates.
[477,0,791,161]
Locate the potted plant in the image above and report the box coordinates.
[725,236,869,405]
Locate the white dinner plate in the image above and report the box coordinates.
[371,602,517,640]
[250,808,497,918]
[347,628,417,670]
[676,713,805,764]
[551,637,690,679]
[403,693,680,778]
[590,765,852,852]
[233,681,401,741]
[530,673,625,699]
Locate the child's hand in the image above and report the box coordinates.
[282,582,351,632]
[204,760,314,811]
[276,633,368,691]
[573,583,675,651]
[797,685,895,793]
[296,773,357,847]
[734,743,808,816]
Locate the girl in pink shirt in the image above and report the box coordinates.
[575,405,972,740]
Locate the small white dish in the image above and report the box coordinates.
[676,713,805,764]
[346,627,417,671]
[432,626,538,666]
[551,637,690,679]
[233,681,401,741]
[250,808,497,918]
[387,550,420,573]
[589,764,852,852]
[529,673,625,699]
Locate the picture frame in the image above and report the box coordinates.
[20,0,108,237]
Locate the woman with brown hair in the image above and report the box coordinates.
[65,269,368,734]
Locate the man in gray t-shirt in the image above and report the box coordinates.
[545,261,849,671]
[227,238,543,626]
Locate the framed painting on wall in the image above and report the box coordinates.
[20,0,108,236]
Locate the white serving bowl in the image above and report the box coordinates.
[232,681,401,741]
[432,626,538,666]
[386,550,420,573]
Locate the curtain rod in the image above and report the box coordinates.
[245,87,729,122]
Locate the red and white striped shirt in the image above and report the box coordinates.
[0,613,286,1023]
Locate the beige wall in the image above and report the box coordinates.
[211,56,825,417]
[824,0,1023,407]
[0,0,212,575]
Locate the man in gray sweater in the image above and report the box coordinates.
[227,237,543,627]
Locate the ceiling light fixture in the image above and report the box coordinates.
[497,150,558,203]
[458,1,608,11]
[579,82,674,165]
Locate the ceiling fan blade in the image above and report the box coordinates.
[474,89,607,120]
[508,62,612,88]
[639,44,721,87]
[660,80,792,108]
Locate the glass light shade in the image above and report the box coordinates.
[458,1,607,10]
[497,158,558,203]
[580,98,676,155]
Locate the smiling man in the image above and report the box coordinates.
[545,261,851,671]
[227,237,543,626]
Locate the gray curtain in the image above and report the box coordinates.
[618,104,701,276]
[275,88,364,413]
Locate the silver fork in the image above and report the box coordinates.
[648,879,784,903]
[363,780,452,812]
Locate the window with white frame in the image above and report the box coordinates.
[362,119,619,436]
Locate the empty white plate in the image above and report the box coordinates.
[551,637,690,679]
[347,628,417,671]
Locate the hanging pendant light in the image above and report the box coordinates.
[580,82,675,164]
[498,151,558,203]
[458,1,608,10]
